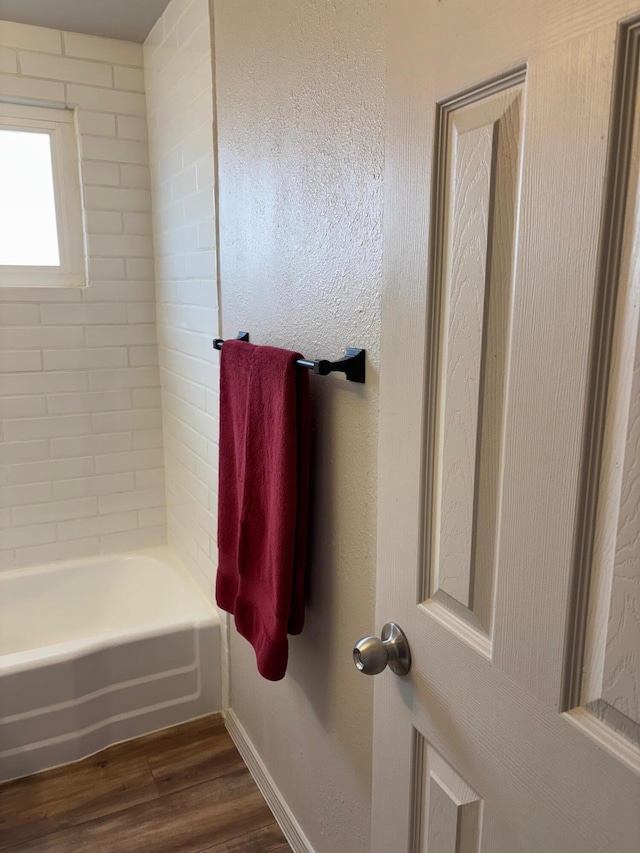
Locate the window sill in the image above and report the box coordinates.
[0,269,87,288]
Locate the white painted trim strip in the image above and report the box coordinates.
[225,708,315,853]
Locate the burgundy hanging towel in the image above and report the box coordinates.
[215,339,311,681]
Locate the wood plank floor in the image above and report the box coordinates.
[0,715,292,853]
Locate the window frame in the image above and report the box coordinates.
[0,103,86,288]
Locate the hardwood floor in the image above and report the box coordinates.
[0,715,292,853]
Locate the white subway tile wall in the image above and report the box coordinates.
[144,0,221,631]
[0,20,167,569]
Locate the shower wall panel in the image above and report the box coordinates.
[0,20,167,570]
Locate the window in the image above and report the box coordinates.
[0,103,86,287]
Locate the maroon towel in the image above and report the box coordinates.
[215,339,311,681]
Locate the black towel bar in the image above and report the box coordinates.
[213,332,366,383]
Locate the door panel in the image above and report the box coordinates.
[581,20,640,752]
[374,1,640,851]
[491,26,618,704]
[415,736,482,853]
[427,76,523,645]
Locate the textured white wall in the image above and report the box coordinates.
[214,2,384,851]
[144,0,225,695]
[0,21,166,571]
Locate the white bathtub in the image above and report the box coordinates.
[0,547,221,782]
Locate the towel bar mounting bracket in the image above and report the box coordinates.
[301,347,365,383]
[213,331,249,348]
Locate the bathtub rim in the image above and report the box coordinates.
[0,545,221,676]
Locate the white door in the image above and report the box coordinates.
[370,0,640,850]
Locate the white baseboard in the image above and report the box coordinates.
[225,708,315,853]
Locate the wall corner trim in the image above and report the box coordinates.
[224,709,316,853]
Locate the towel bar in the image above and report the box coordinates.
[213,332,366,383]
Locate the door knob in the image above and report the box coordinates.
[353,622,411,676]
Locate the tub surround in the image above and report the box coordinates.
[0,20,167,572]
[0,547,221,782]
[0,14,225,786]
[144,0,221,609]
